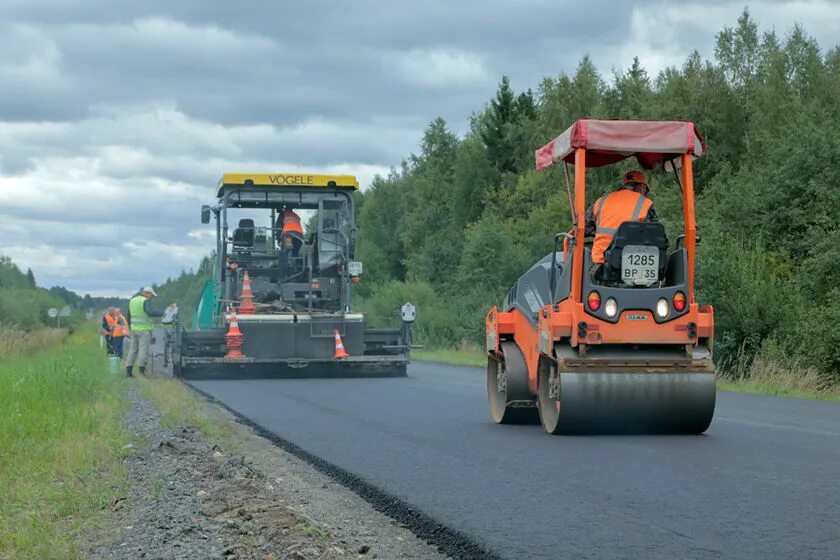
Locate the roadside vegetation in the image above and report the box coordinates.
[136,375,231,445]
[411,348,840,401]
[0,253,124,360]
[412,345,485,368]
[0,324,126,558]
[0,327,69,358]
[0,255,76,366]
[356,10,840,393]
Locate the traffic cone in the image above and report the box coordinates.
[333,329,350,359]
[225,309,246,359]
[239,270,256,315]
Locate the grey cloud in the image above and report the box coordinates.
[2,0,837,295]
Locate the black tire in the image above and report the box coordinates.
[487,342,539,425]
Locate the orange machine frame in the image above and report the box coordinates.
[487,152,714,394]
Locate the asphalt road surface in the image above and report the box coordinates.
[191,362,840,560]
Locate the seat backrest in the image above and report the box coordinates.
[602,221,668,282]
[233,218,255,248]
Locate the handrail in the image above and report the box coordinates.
[550,232,574,296]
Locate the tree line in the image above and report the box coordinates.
[0,255,134,332]
[0,256,80,331]
[354,9,840,382]
[149,255,214,328]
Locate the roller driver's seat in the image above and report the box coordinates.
[600,221,668,285]
[233,218,255,251]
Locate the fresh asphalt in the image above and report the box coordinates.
[190,362,840,560]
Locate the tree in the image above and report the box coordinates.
[351,13,840,380]
[400,118,461,284]
[715,8,760,92]
[606,57,653,118]
[479,77,538,177]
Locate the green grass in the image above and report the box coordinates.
[0,326,69,359]
[411,345,486,367]
[0,324,127,559]
[136,377,230,446]
[413,346,840,401]
[295,521,329,540]
[715,379,840,400]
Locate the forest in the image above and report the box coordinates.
[0,256,79,332]
[353,10,840,382]
[0,256,128,333]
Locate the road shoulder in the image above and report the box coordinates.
[84,379,448,560]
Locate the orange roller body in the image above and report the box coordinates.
[487,119,716,435]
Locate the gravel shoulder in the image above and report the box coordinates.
[84,382,449,560]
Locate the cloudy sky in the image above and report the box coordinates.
[1,0,838,296]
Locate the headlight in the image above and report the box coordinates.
[605,298,618,318]
[656,298,670,319]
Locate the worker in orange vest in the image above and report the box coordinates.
[103,307,117,355]
[276,208,305,278]
[278,208,304,253]
[585,170,660,267]
[103,307,128,358]
[111,308,129,359]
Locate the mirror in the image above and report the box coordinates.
[201,205,212,224]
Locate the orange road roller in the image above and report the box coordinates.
[486,119,716,434]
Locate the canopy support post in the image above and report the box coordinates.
[681,154,696,302]
[571,148,586,305]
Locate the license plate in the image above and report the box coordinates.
[621,245,659,286]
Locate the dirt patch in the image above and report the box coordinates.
[84,386,448,559]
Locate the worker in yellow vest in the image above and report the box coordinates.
[125,287,164,377]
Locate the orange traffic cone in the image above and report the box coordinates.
[225,309,246,359]
[239,270,256,315]
[333,329,350,359]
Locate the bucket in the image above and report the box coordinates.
[108,356,121,375]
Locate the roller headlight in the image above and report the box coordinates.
[605,298,618,318]
[656,298,670,319]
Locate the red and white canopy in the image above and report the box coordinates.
[535,119,706,170]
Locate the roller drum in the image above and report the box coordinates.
[541,370,716,434]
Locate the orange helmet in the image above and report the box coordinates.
[622,170,649,195]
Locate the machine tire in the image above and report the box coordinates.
[537,356,563,434]
[487,341,539,425]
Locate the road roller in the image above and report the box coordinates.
[485,119,716,434]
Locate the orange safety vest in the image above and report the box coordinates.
[282,210,303,236]
[591,189,653,264]
[107,314,128,337]
[116,315,129,337]
[104,313,118,335]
